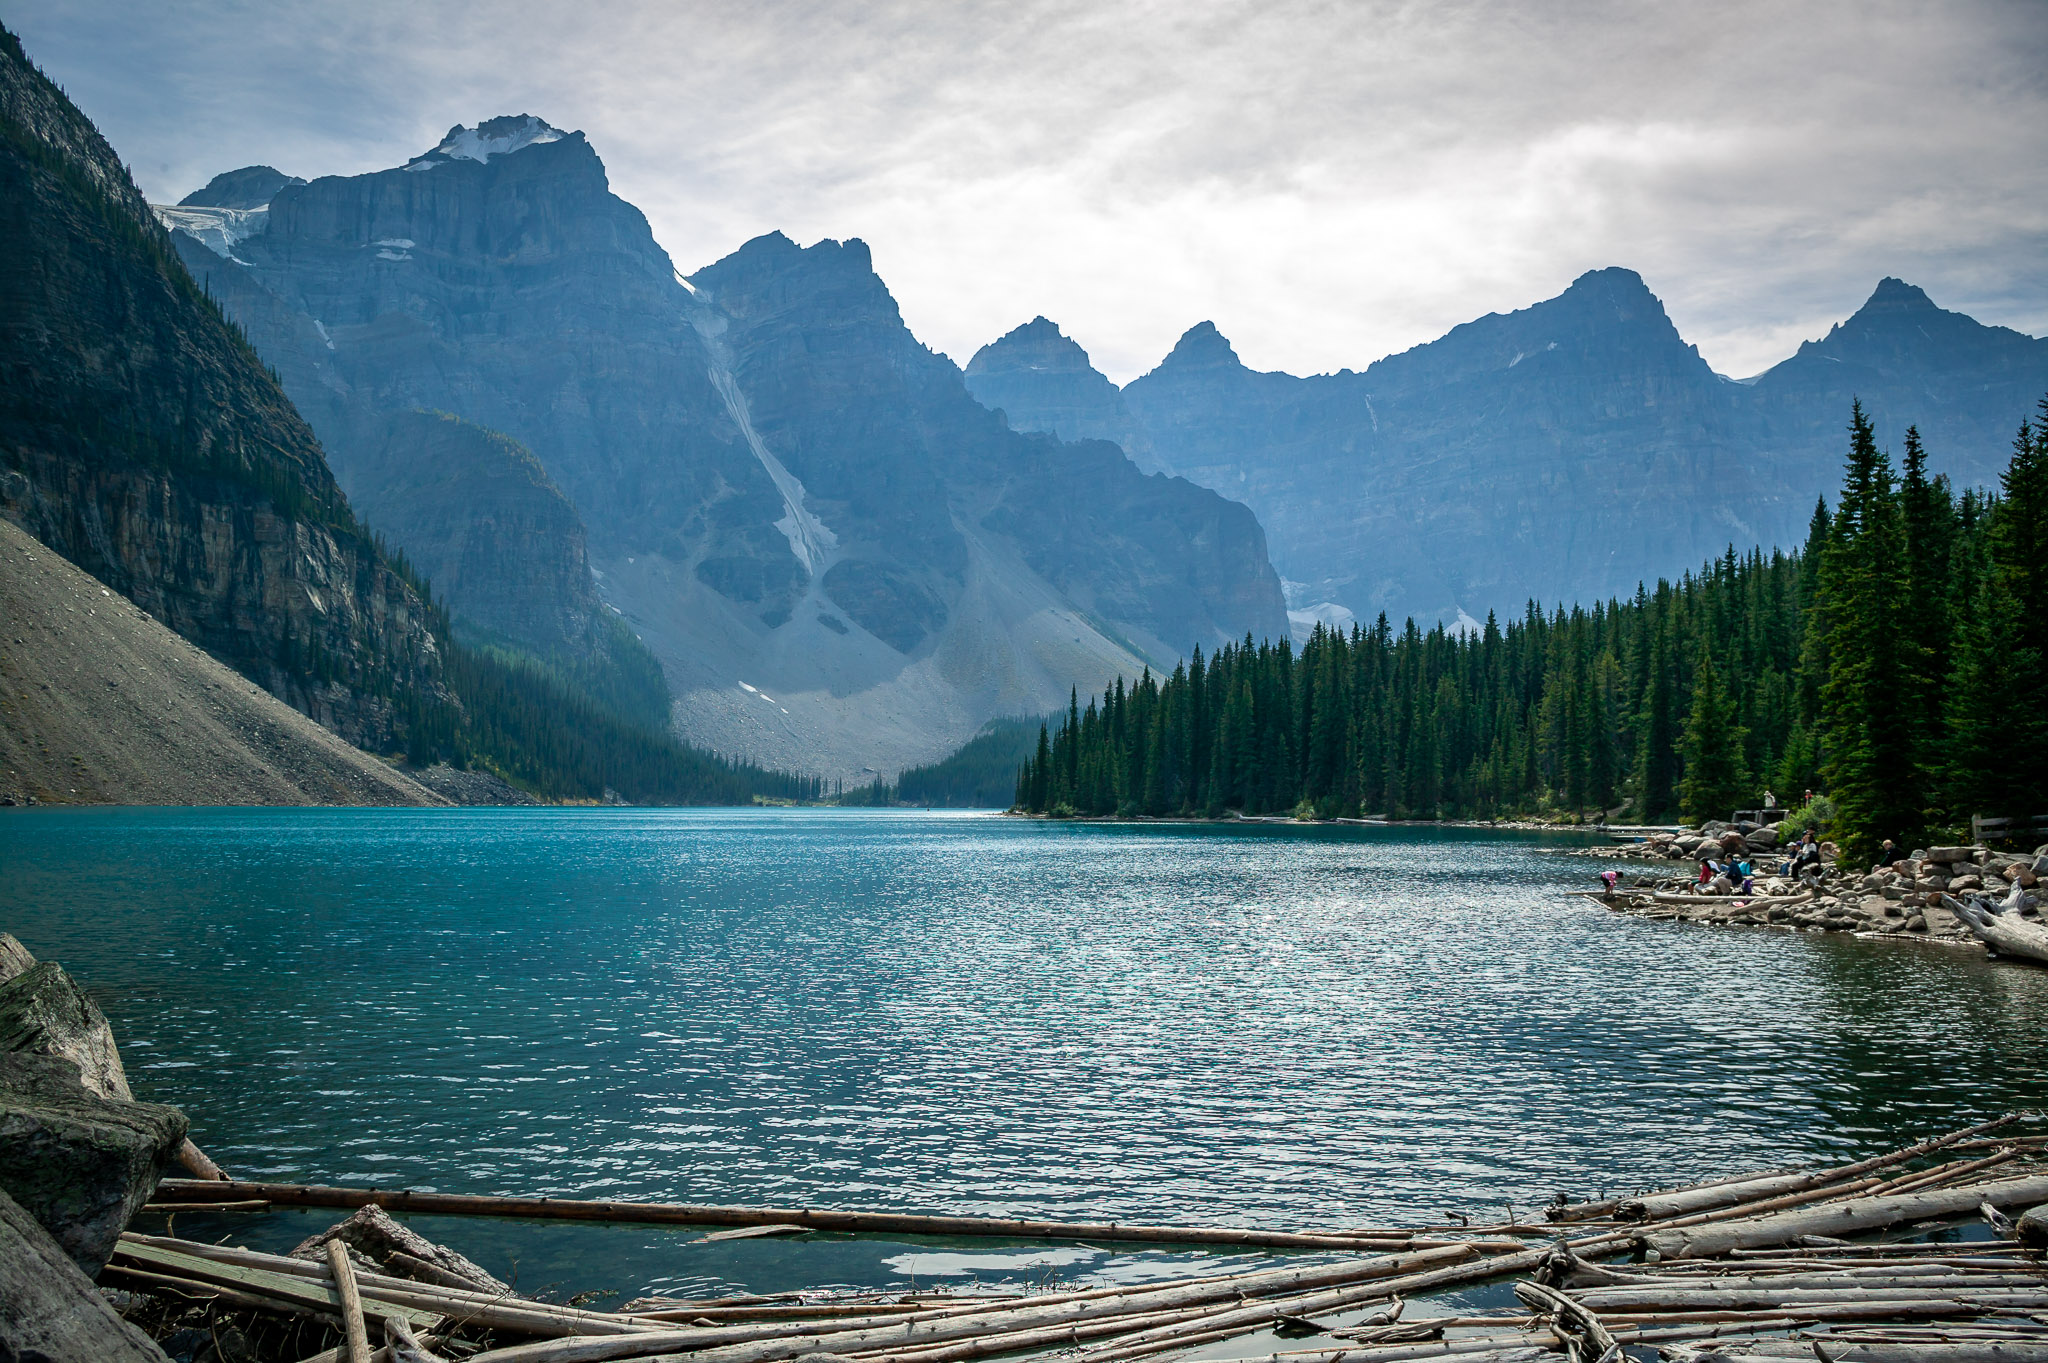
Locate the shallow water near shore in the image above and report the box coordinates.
[6,806,2048,1305]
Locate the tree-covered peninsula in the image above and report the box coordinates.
[1014,400,2048,863]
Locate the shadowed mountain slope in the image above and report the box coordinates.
[0,26,447,751]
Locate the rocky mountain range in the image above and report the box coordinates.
[160,117,1287,777]
[967,271,2048,635]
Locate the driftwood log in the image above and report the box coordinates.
[1556,1115,2018,1225]
[1641,1173,2048,1258]
[1650,891,1813,909]
[1666,1344,2048,1361]
[327,1239,373,1363]
[453,1245,1494,1363]
[146,1179,1455,1251]
[1946,889,2048,966]
[1515,1280,1621,1363]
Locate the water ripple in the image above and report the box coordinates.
[6,806,2047,1235]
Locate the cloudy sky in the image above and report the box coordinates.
[12,0,2046,381]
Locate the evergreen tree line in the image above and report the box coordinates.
[412,643,824,805]
[1014,400,2048,863]
[897,718,1042,807]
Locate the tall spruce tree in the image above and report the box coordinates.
[1679,651,1749,821]
[1819,403,1924,864]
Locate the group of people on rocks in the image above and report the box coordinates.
[1596,824,1826,902]
[1697,852,1757,896]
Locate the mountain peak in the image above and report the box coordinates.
[178,165,303,210]
[965,317,1094,378]
[407,115,567,169]
[1858,277,1938,314]
[1559,266,1659,311]
[1161,321,1241,370]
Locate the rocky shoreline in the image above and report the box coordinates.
[1569,821,2048,945]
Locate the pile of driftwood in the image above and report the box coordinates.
[124,1114,2048,1363]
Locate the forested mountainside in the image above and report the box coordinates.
[0,26,442,751]
[159,125,1286,779]
[1014,403,2048,865]
[967,273,2048,634]
[0,26,801,805]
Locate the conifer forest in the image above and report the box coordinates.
[1015,400,2048,864]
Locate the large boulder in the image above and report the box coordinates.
[0,959,135,1101]
[0,1052,187,1274]
[0,1182,170,1361]
[0,934,33,984]
[2021,1203,2048,1251]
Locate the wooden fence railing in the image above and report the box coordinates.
[1972,813,2048,847]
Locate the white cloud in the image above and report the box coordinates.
[12,0,2045,382]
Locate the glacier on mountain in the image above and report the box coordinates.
[406,115,566,169]
[151,203,267,259]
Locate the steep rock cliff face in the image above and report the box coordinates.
[233,122,774,569]
[984,270,2046,631]
[168,125,1288,776]
[330,410,609,660]
[0,28,444,749]
[693,233,1287,664]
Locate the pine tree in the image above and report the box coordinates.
[1679,651,1749,821]
[1991,405,2048,800]
[1819,403,1925,864]
[1634,613,1679,819]
[1897,426,1955,796]
[1030,722,1051,812]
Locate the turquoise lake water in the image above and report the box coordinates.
[3,807,2045,1305]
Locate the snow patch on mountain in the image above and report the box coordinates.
[406,115,566,170]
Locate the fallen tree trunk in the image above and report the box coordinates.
[1649,891,1812,908]
[1667,1345,2048,1361]
[327,1239,373,1363]
[1617,1113,2021,1221]
[1571,1287,2048,1311]
[145,1180,1437,1251]
[1515,1280,1620,1363]
[1553,1114,2019,1226]
[1947,893,2048,966]
[1641,1173,2048,1258]
[453,1245,1491,1363]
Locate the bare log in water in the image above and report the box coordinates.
[1948,891,2048,966]
[175,1137,229,1180]
[1615,1113,2024,1221]
[1665,1345,2048,1361]
[457,1245,1495,1363]
[146,1180,1438,1251]
[1516,1280,1620,1363]
[1640,1173,2048,1258]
